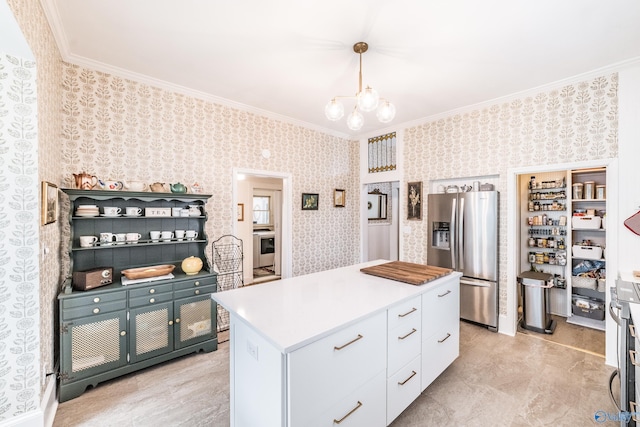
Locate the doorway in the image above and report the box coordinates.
[365,181,399,262]
[233,168,293,286]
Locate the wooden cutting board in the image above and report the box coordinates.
[360,261,453,285]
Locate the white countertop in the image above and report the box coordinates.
[212,260,461,353]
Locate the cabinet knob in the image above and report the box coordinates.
[194,281,200,286]
[120,331,126,336]
[92,308,100,314]
[175,318,181,323]
[149,289,155,294]
[93,297,100,303]
[149,298,155,303]
[168,320,173,326]
[195,290,200,295]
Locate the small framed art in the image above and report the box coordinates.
[41,181,58,225]
[302,193,319,210]
[334,189,345,207]
[237,203,244,221]
[407,181,422,220]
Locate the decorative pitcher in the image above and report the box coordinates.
[72,172,98,190]
[97,179,124,191]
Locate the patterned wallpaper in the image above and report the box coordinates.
[59,64,361,277]
[4,0,63,420]
[402,74,618,315]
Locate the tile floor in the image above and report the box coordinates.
[53,321,619,427]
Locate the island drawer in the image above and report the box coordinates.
[387,315,421,376]
[421,325,459,391]
[422,279,459,339]
[387,296,421,331]
[287,311,386,426]
[387,355,421,425]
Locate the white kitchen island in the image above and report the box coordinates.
[212,260,462,427]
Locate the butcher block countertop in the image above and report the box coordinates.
[360,260,452,285]
[212,259,461,353]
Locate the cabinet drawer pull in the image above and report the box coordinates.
[630,350,640,367]
[92,308,100,314]
[175,318,180,323]
[194,281,200,286]
[195,289,200,295]
[398,328,417,340]
[438,333,451,343]
[398,307,417,318]
[333,401,362,424]
[398,370,417,386]
[334,334,363,351]
[438,290,452,298]
[149,298,155,303]
[93,297,100,303]
[120,331,126,336]
[630,324,636,338]
[149,289,155,294]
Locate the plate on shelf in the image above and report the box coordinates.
[121,264,176,280]
[100,214,121,217]
[123,214,142,217]
[75,212,99,217]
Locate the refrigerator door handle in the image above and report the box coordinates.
[460,278,491,288]
[450,197,457,269]
[458,197,464,271]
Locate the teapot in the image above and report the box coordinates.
[97,179,124,191]
[170,182,188,193]
[72,172,98,190]
[123,180,148,192]
[150,182,167,192]
[188,205,201,216]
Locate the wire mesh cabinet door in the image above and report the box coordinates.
[129,302,174,363]
[174,294,216,349]
[60,311,128,385]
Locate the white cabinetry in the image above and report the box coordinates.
[216,262,461,427]
[386,296,422,424]
[422,277,460,389]
[288,311,387,426]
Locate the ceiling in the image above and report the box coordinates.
[41,0,640,137]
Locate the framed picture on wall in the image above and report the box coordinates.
[302,193,319,210]
[41,181,58,225]
[237,203,244,221]
[334,189,345,207]
[407,181,422,220]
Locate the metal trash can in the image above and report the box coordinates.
[518,271,556,334]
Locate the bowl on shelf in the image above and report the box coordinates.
[121,264,175,280]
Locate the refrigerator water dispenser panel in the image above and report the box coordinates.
[432,222,450,249]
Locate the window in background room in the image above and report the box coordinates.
[253,196,271,225]
[368,131,396,173]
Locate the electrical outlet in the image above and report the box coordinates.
[246,340,258,361]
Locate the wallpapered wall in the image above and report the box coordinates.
[402,74,618,316]
[5,0,63,420]
[59,64,361,277]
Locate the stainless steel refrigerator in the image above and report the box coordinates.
[427,190,499,331]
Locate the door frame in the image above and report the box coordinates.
[232,168,293,279]
[507,158,618,366]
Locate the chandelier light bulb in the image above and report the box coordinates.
[357,86,379,112]
[325,98,345,121]
[376,100,396,123]
[347,108,364,131]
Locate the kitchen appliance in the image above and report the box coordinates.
[611,281,636,426]
[427,190,499,330]
[253,230,275,268]
[72,266,113,291]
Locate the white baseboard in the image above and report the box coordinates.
[0,377,57,427]
[41,377,58,427]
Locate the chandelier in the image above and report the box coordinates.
[325,42,396,131]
